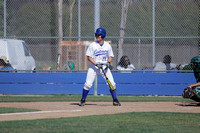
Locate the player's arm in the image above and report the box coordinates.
[107,57,113,64]
[106,56,114,70]
[189,82,200,88]
[87,56,103,69]
[87,56,96,65]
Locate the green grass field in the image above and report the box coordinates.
[0,95,199,133]
[0,112,199,133]
[0,107,39,114]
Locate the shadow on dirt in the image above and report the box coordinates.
[70,103,97,106]
[70,102,113,106]
[176,102,200,107]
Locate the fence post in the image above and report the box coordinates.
[4,0,7,38]
[93,0,100,96]
[152,0,155,66]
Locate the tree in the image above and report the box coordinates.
[118,0,130,62]
[68,0,75,40]
[57,0,63,69]
[58,0,63,43]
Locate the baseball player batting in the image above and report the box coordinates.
[79,27,121,106]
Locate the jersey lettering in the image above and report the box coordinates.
[94,50,108,56]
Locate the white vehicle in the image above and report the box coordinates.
[0,39,36,71]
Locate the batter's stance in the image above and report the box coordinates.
[79,27,121,106]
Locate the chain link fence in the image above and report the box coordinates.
[0,0,199,71]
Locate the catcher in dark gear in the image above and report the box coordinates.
[182,56,200,102]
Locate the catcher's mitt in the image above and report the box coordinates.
[182,87,193,98]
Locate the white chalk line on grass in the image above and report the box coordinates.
[0,110,82,116]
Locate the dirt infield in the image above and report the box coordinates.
[0,102,200,121]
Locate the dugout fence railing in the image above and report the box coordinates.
[0,72,195,95]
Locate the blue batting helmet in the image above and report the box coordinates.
[95,28,106,39]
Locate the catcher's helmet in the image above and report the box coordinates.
[191,56,200,73]
[95,28,106,39]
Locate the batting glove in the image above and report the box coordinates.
[105,62,112,70]
[96,63,103,69]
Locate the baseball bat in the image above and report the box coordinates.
[101,67,114,91]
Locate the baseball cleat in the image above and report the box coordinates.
[113,99,121,106]
[79,99,86,106]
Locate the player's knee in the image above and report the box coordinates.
[111,83,116,89]
[112,85,116,90]
[84,83,92,90]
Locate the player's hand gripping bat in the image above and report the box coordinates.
[100,66,115,91]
